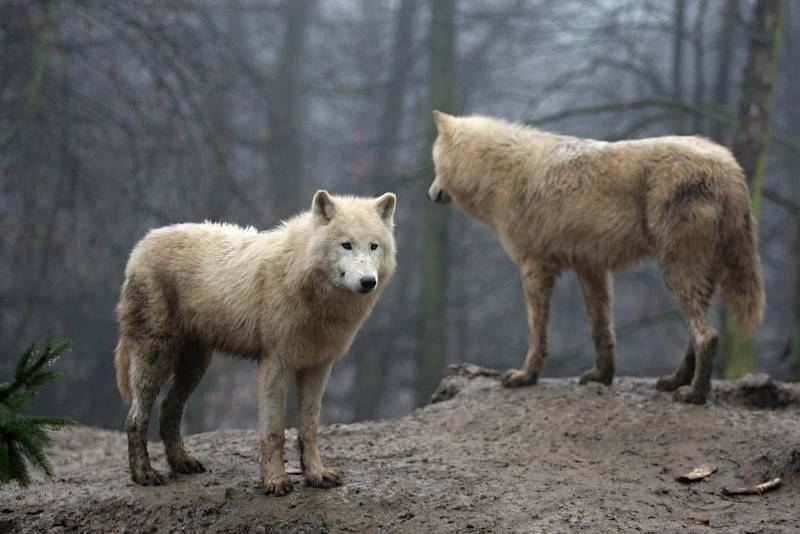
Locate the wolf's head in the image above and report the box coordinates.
[308,190,397,295]
[428,110,455,205]
[428,111,518,223]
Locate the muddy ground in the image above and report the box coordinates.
[2,373,800,533]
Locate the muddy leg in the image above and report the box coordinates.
[576,268,616,386]
[673,322,718,404]
[661,275,717,405]
[296,362,340,489]
[125,339,171,486]
[159,345,212,474]
[501,259,557,388]
[258,358,292,496]
[655,343,695,392]
[659,254,718,403]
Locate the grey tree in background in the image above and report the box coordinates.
[417,0,456,406]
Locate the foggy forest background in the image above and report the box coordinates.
[2,0,798,432]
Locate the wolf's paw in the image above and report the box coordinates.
[170,454,205,474]
[672,385,707,405]
[578,367,614,386]
[655,373,687,392]
[305,467,342,489]
[262,474,293,496]
[500,369,538,388]
[132,466,165,486]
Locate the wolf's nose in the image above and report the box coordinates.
[427,184,439,202]
[360,277,377,290]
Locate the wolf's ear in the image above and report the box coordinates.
[375,192,396,224]
[312,190,335,224]
[432,110,455,137]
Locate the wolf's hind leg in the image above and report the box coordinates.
[125,338,172,485]
[672,318,717,404]
[159,344,212,475]
[658,226,719,404]
[296,362,341,489]
[501,259,557,388]
[655,343,695,392]
[576,267,616,386]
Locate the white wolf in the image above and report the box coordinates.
[427,111,763,404]
[115,190,397,495]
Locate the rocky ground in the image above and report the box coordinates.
[2,372,800,533]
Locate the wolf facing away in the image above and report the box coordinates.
[428,111,764,404]
[115,190,396,495]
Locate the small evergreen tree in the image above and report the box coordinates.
[0,340,74,486]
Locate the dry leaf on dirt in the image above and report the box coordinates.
[675,464,717,483]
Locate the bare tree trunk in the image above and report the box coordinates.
[373,0,417,178]
[270,0,314,220]
[417,0,456,406]
[266,0,316,428]
[692,0,709,134]
[671,0,686,133]
[710,0,739,143]
[185,1,244,434]
[792,220,800,381]
[352,0,417,422]
[722,0,785,378]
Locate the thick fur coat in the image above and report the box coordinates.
[115,191,396,494]
[428,111,764,404]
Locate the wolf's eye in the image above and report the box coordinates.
[370,243,378,251]
[341,242,352,250]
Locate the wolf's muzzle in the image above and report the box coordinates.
[428,183,451,204]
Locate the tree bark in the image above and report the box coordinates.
[671,0,686,133]
[352,0,417,422]
[692,0,709,134]
[792,220,800,381]
[709,0,739,143]
[417,0,456,406]
[722,0,785,378]
[270,0,314,220]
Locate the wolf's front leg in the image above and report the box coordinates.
[296,362,341,489]
[257,359,292,496]
[575,267,616,386]
[501,260,557,388]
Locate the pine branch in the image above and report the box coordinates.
[0,340,75,487]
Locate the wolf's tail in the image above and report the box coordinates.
[720,193,765,333]
[115,337,132,403]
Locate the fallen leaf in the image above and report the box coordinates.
[675,464,717,483]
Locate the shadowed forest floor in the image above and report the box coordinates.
[2,374,800,533]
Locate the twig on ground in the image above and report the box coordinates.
[447,363,502,378]
[721,477,782,496]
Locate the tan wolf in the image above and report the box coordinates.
[115,190,396,495]
[427,111,764,404]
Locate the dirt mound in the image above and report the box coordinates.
[714,373,800,410]
[2,375,800,533]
